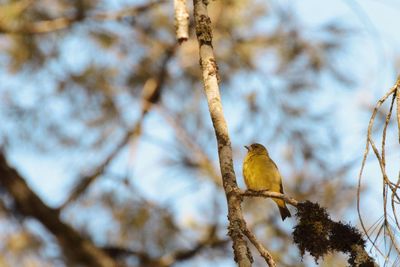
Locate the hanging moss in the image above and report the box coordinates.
[292,201,376,267]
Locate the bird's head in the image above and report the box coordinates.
[244,143,269,155]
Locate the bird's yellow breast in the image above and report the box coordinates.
[243,153,281,192]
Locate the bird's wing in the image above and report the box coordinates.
[279,181,284,194]
[271,159,285,194]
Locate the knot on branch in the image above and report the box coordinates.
[227,219,242,237]
[293,201,376,266]
[207,58,220,82]
[195,15,212,46]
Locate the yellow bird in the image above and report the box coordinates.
[243,143,291,221]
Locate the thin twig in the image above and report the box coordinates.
[392,172,400,232]
[384,218,400,257]
[241,190,299,207]
[395,77,400,144]
[357,77,400,260]
[242,223,277,267]
[381,92,396,167]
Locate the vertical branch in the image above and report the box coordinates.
[174,0,189,43]
[396,83,400,144]
[192,1,253,266]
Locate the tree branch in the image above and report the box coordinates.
[396,81,400,144]
[192,1,254,266]
[241,189,299,207]
[0,152,118,267]
[241,223,276,267]
[174,0,189,43]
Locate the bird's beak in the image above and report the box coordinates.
[244,145,250,151]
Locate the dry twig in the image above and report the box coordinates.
[242,223,276,267]
[242,189,299,207]
[357,77,400,261]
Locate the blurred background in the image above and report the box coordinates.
[0,0,400,266]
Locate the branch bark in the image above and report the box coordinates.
[174,0,189,43]
[242,190,299,207]
[192,1,253,266]
[242,224,276,267]
[0,153,118,267]
[396,80,400,144]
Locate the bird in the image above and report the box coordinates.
[243,143,291,221]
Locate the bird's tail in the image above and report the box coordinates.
[275,199,291,221]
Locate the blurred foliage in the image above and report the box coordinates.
[0,0,373,266]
